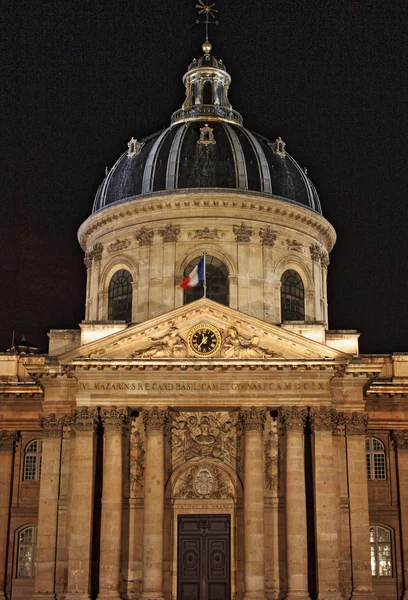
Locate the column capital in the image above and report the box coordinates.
[310,406,335,432]
[239,407,266,432]
[143,406,168,433]
[345,411,368,436]
[279,406,307,432]
[70,406,98,433]
[39,413,63,438]
[391,430,408,450]
[101,406,128,433]
[332,410,346,436]
[0,430,19,451]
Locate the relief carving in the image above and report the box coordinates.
[345,411,368,436]
[259,226,277,247]
[107,238,131,254]
[279,406,307,432]
[170,411,240,473]
[240,407,266,432]
[100,406,128,433]
[173,463,234,499]
[286,239,302,252]
[220,327,281,358]
[233,223,253,243]
[129,326,188,358]
[158,224,180,242]
[320,251,330,268]
[39,413,63,438]
[391,430,408,450]
[309,244,321,262]
[135,227,154,247]
[71,407,98,433]
[309,406,335,432]
[143,406,168,433]
[130,420,145,493]
[332,411,346,436]
[189,227,221,240]
[264,419,279,491]
[84,242,103,268]
[0,431,19,451]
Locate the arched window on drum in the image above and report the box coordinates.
[280,269,305,321]
[183,256,229,306]
[108,269,133,322]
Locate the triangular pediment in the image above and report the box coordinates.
[60,299,349,363]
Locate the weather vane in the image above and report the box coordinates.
[195,0,219,43]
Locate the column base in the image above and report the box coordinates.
[285,593,311,600]
[243,593,267,600]
[140,594,164,600]
[64,595,92,600]
[32,595,57,600]
[317,594,343,600]
[98,595,123,600]
[350,593,376,600]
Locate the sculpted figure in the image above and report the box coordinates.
[220,327,278,358]
[130,326,188,358]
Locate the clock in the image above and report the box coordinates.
[188,324,221,357]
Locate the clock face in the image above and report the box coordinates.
[188,324,221,357]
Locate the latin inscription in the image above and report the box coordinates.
[78,380,329,393]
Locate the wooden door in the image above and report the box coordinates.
[177,514,230,600]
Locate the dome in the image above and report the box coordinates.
[93,46,322,216]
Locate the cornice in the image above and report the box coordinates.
[78,190,336,252]
[365,380,408,397]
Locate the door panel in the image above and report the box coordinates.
[178,515,230,600]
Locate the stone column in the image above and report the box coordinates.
[345,412,376,600]
[279,406,310,600]
[99,407,128,600]
[33,415,64,600]
[240,407,266,600]
[66,407,97,600]
[309,407,342,600]
[0,431,18,600]
[392,430,408,600]
[141,407,167,600]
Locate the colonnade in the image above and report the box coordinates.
[1,406,400,600]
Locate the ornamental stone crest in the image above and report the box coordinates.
[220,328,281,359]
[170,411,240,472]
[240,407,266,432]
[173,463,234,499]
[345,412,368,436]
[309,406,335,432]
[107,238,131,254]
[143,407,168,433]
[127,137,142,156]
[100,406,128,433]
[198,124,216,146]
[233,223,253,243]
[189,227,221,240]
[0,431,19,451]
[259,226,277,246]
[158,224,180,242]
[391,430,408,450]
[279,406,308,432]
[135,227,154,247]
[39,413,63,438]
[71,407,98,433]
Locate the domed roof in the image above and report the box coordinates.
[92,45,322,216]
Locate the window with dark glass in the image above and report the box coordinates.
[17,526,36,578]
[23,440,42,481]
[183,256,229,306]
[108,269,133,321]
[280,269,305,321]
[366,437,386,480]
[370,526,392,577]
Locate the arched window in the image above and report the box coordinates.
[183,256,229,306]
[370,526,392,577]
[17,526,37,578]
[366,437,386,480]
[202,80,213,104]
[280,269,305,321]
[23,440,42,481]
[108,269,133,321]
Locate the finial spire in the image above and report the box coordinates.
[195,1,218,54]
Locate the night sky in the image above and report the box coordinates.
[2,0,408,354]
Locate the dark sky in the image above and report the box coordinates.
[2,0,408,354]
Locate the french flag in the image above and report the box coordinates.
[179,257,205,289]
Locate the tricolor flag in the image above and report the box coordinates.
[179,257,205,289]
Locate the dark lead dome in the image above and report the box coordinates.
[93,43,322,216]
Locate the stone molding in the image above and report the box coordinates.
[39,413,63,438]
[100,406,128,433]
[259,226,277,246]
[239,407,266,432]
[345,411,368,436]
[158,224,180,242]
[143,406,168,433]
[135,227,154,247]
[233,223,253,243]
[71,407,98,433]
[391,430,408,450]
[0,430,19,451]
[279,406,308,432]
[309,406,335,432]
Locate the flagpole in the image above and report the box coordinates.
[203,252,207,298]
